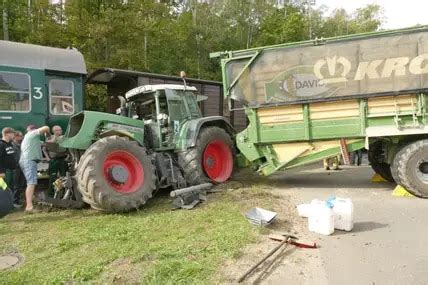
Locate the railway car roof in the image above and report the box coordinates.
[0,40,86,74]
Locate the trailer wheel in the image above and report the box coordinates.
[178,127,234,185]
[76,136,156,212]
[394,139,428,198]
[391,146,404,186]
[368,141,394,183]
[390,161,401,186]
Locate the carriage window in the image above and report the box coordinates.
[0,71,30,112]
[50,79,74,115]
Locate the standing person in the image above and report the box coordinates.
[20,125,50,213]
[46,125,68,196]
[12,131,26,207]
[352,150,363,166]
[0,127,17,192]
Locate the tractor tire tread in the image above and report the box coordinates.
[76,136,156,212]
[178,126,234,185]
[391,144,406,186]
[395,139,428,198]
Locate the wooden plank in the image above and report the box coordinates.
[258,105,304,124]
[309,100,360,120]
[368,95,416,114]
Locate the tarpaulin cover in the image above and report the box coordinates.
[224,28,428,106]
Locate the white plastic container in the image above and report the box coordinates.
[308,200,334,235]
[331,197,354,231]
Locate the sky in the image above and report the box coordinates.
[316,0,428,29]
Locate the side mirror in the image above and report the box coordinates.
[196,95,208,102]
[117,95,128,116]
[115,107,128,116]
[117,96,126,109]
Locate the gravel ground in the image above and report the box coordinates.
[220,160,428,285]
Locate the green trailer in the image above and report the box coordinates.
[0,40,86,132]
[211,26,428,197]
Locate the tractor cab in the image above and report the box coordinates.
[124,84,204,149]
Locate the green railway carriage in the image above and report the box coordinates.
[212,26,428,197]
[0,40,86,132]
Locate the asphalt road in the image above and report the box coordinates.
[263,162,428,285]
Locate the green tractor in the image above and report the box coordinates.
[55,82,235,212]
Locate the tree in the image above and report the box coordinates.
[348,4,384,34]
[321,8,350,37]
[255,4,307,46]
[0,1,386,109]
[320,4,384,38]
[2,0,8,40]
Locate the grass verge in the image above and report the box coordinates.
[0,184,280,284]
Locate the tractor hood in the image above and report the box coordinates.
[61,111,145,150]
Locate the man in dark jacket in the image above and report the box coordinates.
[12,131,25,207]
[0,127,17,189]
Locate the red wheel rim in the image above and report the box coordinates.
[202,140,233,182]
[102,150,144,193]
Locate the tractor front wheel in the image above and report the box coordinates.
[76,136,156,212]
[178,127,234,185]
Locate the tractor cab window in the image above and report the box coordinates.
[49,79,74,115]
[0,71,30,112]
[184,91,201,118]
[165,89,189,122]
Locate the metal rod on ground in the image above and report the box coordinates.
[237,236,292,283]
[170,183,212,197]
[268,234,317,249]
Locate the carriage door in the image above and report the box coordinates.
[46,75,76,130]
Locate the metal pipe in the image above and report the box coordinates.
[170,183,212,197]
[237,236,291,283]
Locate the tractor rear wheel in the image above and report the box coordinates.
[178,127,234,185]
[394,139,428,198]
[368,141,394,183]
[76,136,156,212]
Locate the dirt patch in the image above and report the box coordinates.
[99,258,144,285]
[215,169,326,284]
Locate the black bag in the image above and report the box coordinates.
[0,187,14,218]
